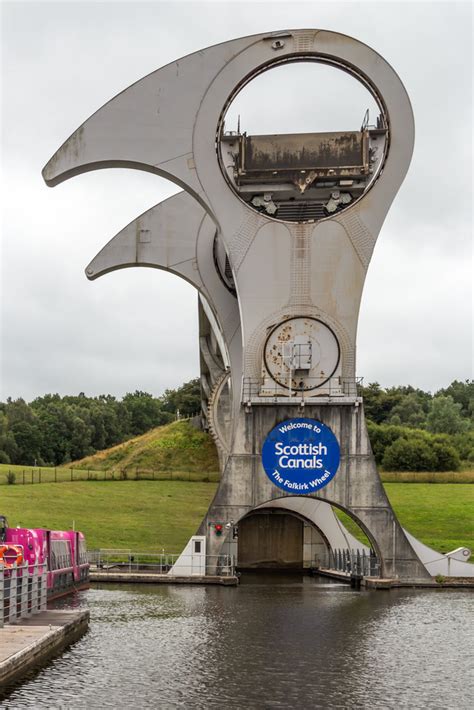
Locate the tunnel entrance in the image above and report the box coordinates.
[238,512,303,569]
[236,510,328,570]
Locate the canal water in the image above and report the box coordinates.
[1,575,473,708]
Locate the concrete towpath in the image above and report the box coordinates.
[0,610,89,688]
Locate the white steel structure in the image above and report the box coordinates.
[43,30,472,581]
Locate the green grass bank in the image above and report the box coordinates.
[1,480,472,555]
[0,481,216,553]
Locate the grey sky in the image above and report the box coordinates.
[1,0,472,401]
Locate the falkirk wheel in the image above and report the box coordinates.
[43,29,470,582]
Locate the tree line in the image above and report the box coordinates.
[0,378,472,471]
[0,379,201,466]
[361,380,473,471]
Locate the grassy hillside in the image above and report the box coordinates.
[72,419,219,475]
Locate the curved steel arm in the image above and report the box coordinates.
[41,33,263,209]
[85,191,242,390]
[85,191,207,290]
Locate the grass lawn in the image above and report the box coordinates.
[0,480,472,555]
[337,483,474,553]
[383,482,474,553]
[0,481,218,553]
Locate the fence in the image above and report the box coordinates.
[323,548,380,578]
[0,562,48,627]
[88,549,235,577]
[0,467,220,486]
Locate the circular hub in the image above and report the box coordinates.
[264,317,340,391]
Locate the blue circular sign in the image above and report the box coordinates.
[262,418,340,495]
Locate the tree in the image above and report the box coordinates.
[361,382,395,423]
[388,392,427,428]
[0,412,16,464]
[161,378,201,418]
[426,396,469,435]
[9,419,43,465]
[122,391,171,435]
[436,379,474,419]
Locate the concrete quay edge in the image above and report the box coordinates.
[363,577,474,590]
[0,610,89,688]
[317,570,474,589]
[90,571,239,585]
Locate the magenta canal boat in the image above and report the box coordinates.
[0,515,90,600]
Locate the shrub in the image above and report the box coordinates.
[366,422,407,465]
[6,471,16,485]
[0,450,10,464]
[431,442,461,471]
[451,431,474,460]
[382,438,437,471]
[369,422,469,470]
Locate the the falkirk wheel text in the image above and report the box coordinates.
[43,29,474,582]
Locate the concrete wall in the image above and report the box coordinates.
[201,403,431,581]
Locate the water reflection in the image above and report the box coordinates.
[1,575,473,708]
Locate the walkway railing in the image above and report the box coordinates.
[0,562,48,627]
[88,550,236,577]
[242,376,364,401]
[323,548,380,577]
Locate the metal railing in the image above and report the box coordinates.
[242,376,364,401]
[88,550,236,577]
[323,548,380,578]
[0,562,48,627]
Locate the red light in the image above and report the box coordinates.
[214,524,223,536]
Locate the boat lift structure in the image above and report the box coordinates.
[43,29,473,583]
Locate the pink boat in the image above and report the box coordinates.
[0,515,90,600]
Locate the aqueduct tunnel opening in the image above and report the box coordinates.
[237,510,328,571]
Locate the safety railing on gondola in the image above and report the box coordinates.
[0,562,47,627]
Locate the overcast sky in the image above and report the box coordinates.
[1,0,472,401]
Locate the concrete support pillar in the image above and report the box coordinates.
[202,403,431,581]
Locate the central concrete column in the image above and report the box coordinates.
[202,403,431,581]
